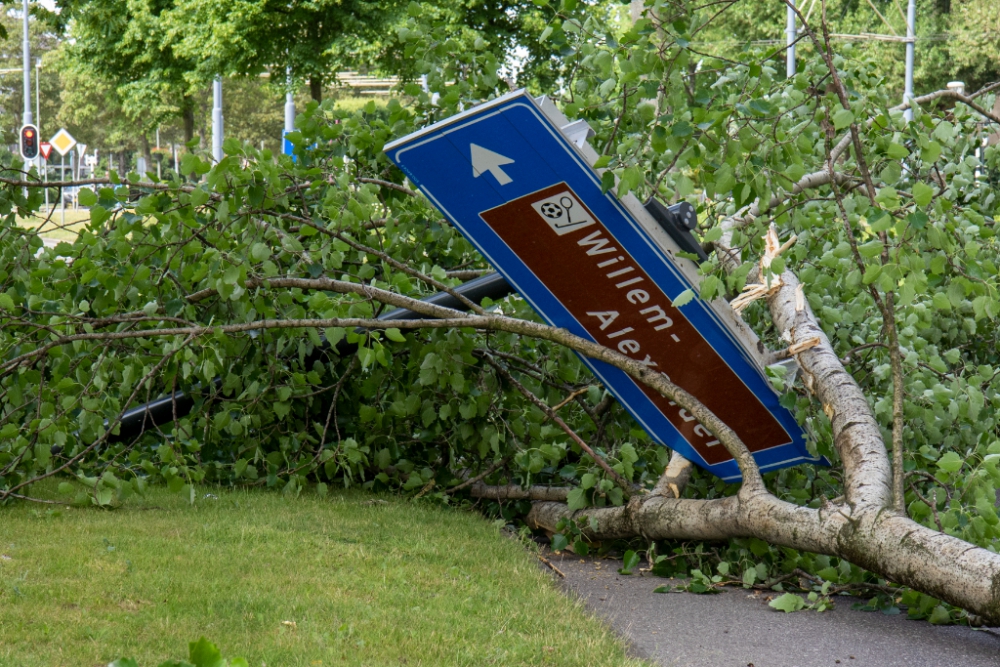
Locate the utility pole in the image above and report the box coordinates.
[212,76,223,162]
[903,0,916,121]
[786,0,797,78]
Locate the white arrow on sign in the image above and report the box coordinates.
[470,143,514,185]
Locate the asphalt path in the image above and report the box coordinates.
[547,553,1000,667]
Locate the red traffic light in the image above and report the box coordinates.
[19,124,39,160]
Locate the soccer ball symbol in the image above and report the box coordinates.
[539,202,564,219]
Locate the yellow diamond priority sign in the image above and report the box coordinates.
[49,128,77,157]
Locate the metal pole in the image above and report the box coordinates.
[786,0,796,78]
[36,59,45,208]
[212,76,223,162]
[22,0,33,171]
[60,153,65,226]
[903,0,916,121]
[35,58,40,133]
[284,67,295,135]
[21,0,31,127]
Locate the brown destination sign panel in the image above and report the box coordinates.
[480,183,790,465]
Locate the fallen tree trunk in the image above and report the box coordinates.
[525,490,1000,623]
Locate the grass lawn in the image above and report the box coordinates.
[16,209,92,244]
[0,485,646,667]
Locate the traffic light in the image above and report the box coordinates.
[19,124,39,160]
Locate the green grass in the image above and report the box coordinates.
[0,486,645,667]
[17,209,91,243]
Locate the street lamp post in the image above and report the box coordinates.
[903,0,916,121]
[22,0,34,170]
[212,76,223,162]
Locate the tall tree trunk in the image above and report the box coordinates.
[140,134,152,173]
[182,98,195,145]
[310,74,323,103]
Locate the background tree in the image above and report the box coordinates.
[163,0,400,102]
[57,0,208,144]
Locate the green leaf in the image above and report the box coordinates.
[920,141,942,163]
[250,243,271,262]
[936,451,964,473]
[932,292,952,312]
[90,205,110,227]
[600,171,616,194]
[593,155,612,169]
[385,328,406,343]
[928,605,952,624]
[619,549,640,575]
[653,585,674,593]
[672,288,696,308]
[618,166,643,196]
[783,163,805,182]
[875,187,900,209]
[671,120,693,137]
[0,293,15,310]
[713,164,735,193]
[885,142,909,159]
[832,108,854,130]
[769,593,806,613]
[912,182,934,207]
[551,533,569,551]
[699,275,723,301]
[78,188,97,206]
[566,487,588,511]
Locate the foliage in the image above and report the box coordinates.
[163,0,403,101]
[55,0,203,139]
[1,0,999,622]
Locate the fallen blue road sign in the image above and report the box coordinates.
[384,90,821,480]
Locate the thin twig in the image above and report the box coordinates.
[538,554,566,577]
[445,457,512,494]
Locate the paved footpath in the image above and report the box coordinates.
[547,553,1000,667]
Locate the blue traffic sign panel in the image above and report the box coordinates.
[384,90,821,480]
